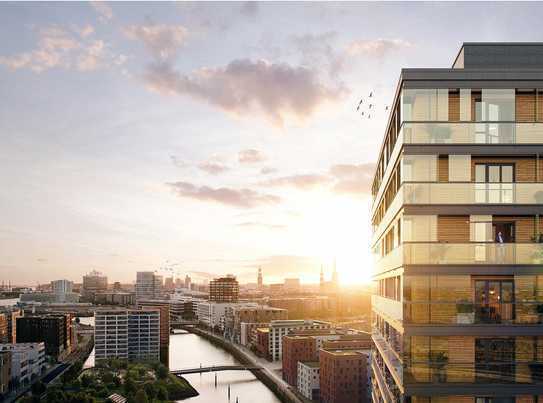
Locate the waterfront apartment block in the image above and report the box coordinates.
[0,343,45,386]
[268,319,331,361]
[95,309,160,363]
[320,348,369,403]
[297,361,320,401]
[371,43,543,403]
[282,335,317,386]
[209,276,239,303]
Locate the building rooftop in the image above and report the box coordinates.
[299,361,320,368]
[453,42,543,69]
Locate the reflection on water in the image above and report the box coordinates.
[81,324,280,403]
[170,331,280,403]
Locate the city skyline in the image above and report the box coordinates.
[3,2,543,285]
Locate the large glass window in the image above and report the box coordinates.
[402,215,437,242]
[448,155,471,182]
[402,89,448,121]
[476,89,515,121]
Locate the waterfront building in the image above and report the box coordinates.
[16,315,67,358]
[50,279,77,303]
[0,307,22,343]
[225,304,287,343]
[196,301,234,331]
[0,350,10,396]
[0,343,45,386]
[209,275,239,303]
[297,361,320,401]
[371,42,543,402]
[95,309,160,363]
[0,314,7,344]
[256,327,270,360]
[137,301,170,366]
[94,291,135,306]
[282,335,317,386]
[268,319,331,361]
[136,272,163,301]
[320,348,368,403]
[82,270,108,301]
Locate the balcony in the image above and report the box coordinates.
[372,331,403,386]
[403,182,543,205]
[402,122,543,145]
[405,301,543,325]
[375,242,543,274]
[372,295,403,324]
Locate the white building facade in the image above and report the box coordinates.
[0,343,45,385]
[269,320,331,361]
[297,361,320,401]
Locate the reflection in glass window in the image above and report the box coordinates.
[476,89,515,121]
[402,89,449,121]
[401,155,437,182]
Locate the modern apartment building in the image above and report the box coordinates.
[94,309,160,363]
[0,307,22,343]
[320,348,369,403]
[0,343,45,386]
[16,315,67,358]
[135,272,163,301]
[0,350,11,396]
[282,335,317,386]
[209,275,239,303]
[371,43,543,403]
[268,319,331,361]
[82,270,108,301]
[297,361,320,401]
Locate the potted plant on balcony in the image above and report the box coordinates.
[430,352,449,383]
[456,300,475,324]
[535,303,543,324]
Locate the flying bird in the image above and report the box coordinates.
[361,111,365,116]
[369,104,373,109]
[356,98,363,111]
[385,106,390,111]
[369,91,373,97]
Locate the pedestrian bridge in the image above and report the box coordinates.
[171,365,263,375]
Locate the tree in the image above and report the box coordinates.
[134,389,149,403]
[155,364,169,380]
[81,374,94,388]
[156,385,169,401]
[124,376,137,395]
[143,382,157,400]
[46,387,66,403]
[31,380,46,396]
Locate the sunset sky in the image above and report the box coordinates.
[1,1,542,286]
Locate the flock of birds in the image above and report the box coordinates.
[355,91,390,119]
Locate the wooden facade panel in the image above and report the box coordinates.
[448,92,460,121]
[438,156,448,182]
[437,216,469,242]
[516,92,536,122]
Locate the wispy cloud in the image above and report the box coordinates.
[238,149,266,164]
[144,59,347,127]
[259,174,332,190]
[166,181,281,208]
[123,21,189,61]
[0,25,124,73]
[346,39,412,57]
[260,167,278,175]
[90,1,113,22]
[197,160,230,175]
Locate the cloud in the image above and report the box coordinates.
[0,25,123,73]
[257,163,375,196]
[143,59,347,127]
[346,39,412,57]
[123,22,189,61]
[166,181,281,208]
[259,174,332,190]
[238,149,266,164]
[260,167,277,175]
[170,155,187,168]
[291,31,344,76]
[240,2,259,17]
[90,1,113,21]
[235,222,286,230]
[197,160,230,175]
[329,163,375,196]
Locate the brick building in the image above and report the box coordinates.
[320,348,368,403]
[282,335,317,386]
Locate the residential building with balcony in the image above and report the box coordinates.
[371,43,543,403]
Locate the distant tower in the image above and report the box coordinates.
[320,265,325,292]
[257,267,263,289]
[331,258,339,290]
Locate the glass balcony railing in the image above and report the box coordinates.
[375,242,543,273]
[404,301,543,325]
[403,182,543,205]
[402,122,543,144]
[404,242,543,265]
[404,362,543,385]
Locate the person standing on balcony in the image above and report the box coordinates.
[497,231,505,262]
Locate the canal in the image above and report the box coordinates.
[81,317,280,403]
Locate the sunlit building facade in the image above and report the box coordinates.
[371,43,543,403]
